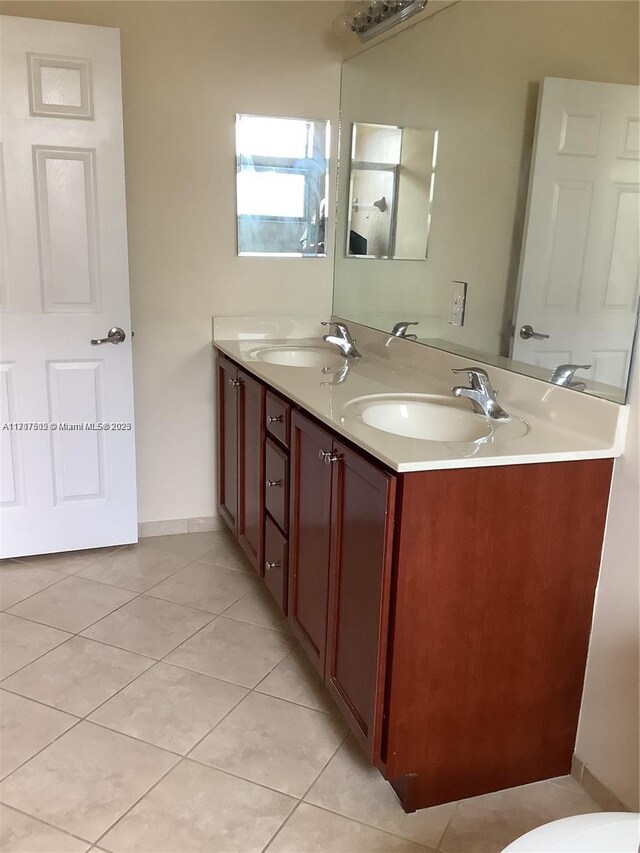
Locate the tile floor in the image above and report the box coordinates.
[0,530,603,852]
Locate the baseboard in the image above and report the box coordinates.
[138,515,225,538]
[571,753,633,812]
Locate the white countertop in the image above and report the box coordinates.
[213,318,626,473]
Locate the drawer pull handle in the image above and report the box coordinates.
[265,560,280,572]
[266,479,282,488]
[267,415,284,424]
[229,378,241,387]
[318,449,340,466]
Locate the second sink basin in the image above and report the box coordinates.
[250,345,344,369]
[343,393,529,444]
[352,394,492,442]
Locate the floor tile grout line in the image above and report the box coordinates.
[261,729,351,852]
[436,801,460,853]
[288,799,439,852]
[0,800,95,848]
[0,623,73,683]
[0,682,83,723]
[1,567,82,612]
[90,754,303,851]
[0,714,84,784]
[89,753,182,850]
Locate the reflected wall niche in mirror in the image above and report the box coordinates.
[346,122,437,259]
[236,114,330,257]
[333,0,640,403]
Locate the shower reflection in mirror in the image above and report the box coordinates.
[346,122,438,260]
[236,114,330,257]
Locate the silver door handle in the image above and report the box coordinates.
[318,449,340,465]
[265,560,280,572]
[519,324,550,341]
[266,479,282,488]
[91,327,126,345]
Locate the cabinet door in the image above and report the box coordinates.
[289,410,333,675]
[237,369,265,574]
[216,354,239,533]
[326,441,396,760]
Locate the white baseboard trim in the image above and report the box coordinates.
[138,515,225,538]
[571,753,633,812]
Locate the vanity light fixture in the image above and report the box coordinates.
[333,0,427,42]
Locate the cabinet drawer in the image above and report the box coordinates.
[266,392,290,448]
[264,515,287,613]
[265,438,289,533]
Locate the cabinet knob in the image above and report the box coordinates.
[318,449,340,466]
[229,377,241,387]
[267,414,284,424]
[266,479,282,489]
[265,560,280,572]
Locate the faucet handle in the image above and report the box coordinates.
[451,365,488,385]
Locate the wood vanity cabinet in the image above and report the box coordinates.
[216,354,264,574]
[215,350,613,812]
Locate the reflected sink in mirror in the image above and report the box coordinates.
[249,345,345,369]
[343,393,529,444]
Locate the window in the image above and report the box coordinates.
[235,114,330,257]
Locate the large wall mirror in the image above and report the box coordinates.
[333,1,640,403]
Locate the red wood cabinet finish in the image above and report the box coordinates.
[288,410,333,675]
[265,391,290,448]
[237,370,265,574]
[384,459,613,809]
[264,514,287,612]
[326,441,396,761]
[265,438,289,535]
[216,354,239,533]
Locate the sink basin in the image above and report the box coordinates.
[352,395,492,442]
[250,346,344,369]
[343,393,529,444]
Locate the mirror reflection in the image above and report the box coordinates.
[236,114,329,257]
[333,1,639,402]
[346,123,437,259]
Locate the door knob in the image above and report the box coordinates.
[266,479,282,489]
[90,327,126,345]
[265,560,280,572]
[318,449,340,465]
[229,378,241,387]
[519,324,550,341]
[267,415,284,424]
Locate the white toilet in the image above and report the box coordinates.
[502,812,640,852]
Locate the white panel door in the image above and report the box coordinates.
[512,77,640,390]
[0,16,137,557]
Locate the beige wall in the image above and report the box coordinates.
[334,1,639,352]
[0,0,342,523]
[576,353,640,811]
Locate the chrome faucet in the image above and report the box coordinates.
[390,321,419,340]
[321,321,361,359]
[451,366,511,421]
[550,363,591,391]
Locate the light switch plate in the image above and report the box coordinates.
[449,280,467,326]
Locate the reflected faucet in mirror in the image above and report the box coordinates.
[391,321,419,339]
[550,364,592,392]
[321,361,352,385]
[451,367,511,421]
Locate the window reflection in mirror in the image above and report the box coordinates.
[236,114,330,257]
[346,123,437,259]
